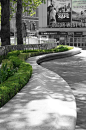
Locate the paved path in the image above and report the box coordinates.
[41,50,86,130]
[0,52,76,130]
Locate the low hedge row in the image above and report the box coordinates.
[0,54,32,107]
[0,45,73,107]
[0,45,73,64]
[22,45,73,55]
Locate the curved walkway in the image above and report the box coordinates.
[41,50,86,130]
[0,48,80,130]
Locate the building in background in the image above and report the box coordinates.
[38,0,86,47]
[10,3,39,37]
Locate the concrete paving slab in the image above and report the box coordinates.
[41,50,86,130]
[0,47,79,130]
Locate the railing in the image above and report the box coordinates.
[0,43,58,56]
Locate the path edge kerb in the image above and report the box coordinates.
[37,47,82,64]
[27,47,81,130]
[35,47,81,130]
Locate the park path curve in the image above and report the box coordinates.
[41,50,86,130]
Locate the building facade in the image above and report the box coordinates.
[10,3,39,37]
[38,0,86,46]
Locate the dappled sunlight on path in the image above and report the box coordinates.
[41,50,86,130]
[0,66,76,130]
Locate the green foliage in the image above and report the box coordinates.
[10,0,46,19]
[18,53,31,61]
[8,56,23,68]
[6,50,20,58]
[56,45,73,50]
[1,59,13,70]
[0,60,32,107]
[0,63,17,84]
[0,55,7,64]
[0,63,8,84]
[0,45,73,107]
[21,45,73,55]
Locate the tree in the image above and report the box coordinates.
[1,0,46,46]
[16,0,23,45]
[15,0,46,45]
[1,0,10,46]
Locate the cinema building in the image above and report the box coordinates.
[38,0,86,47]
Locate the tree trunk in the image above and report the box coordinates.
[16,0,23,45]
[1,0,10,46]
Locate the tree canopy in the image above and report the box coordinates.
[10,0,46,19]
[0,0,46,46]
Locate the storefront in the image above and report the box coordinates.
[39,31,86,46]
[38,0,86,47]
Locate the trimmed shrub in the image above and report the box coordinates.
[0,60,32,107]
[18,53,31,61]
[0,63,17,84]
[1,59,13,70]
[8,56,23,68]
[6,50,20,58]
[0,45,73,107]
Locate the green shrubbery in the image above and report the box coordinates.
[0,45,73,107]
[6,50,20,58]
[18,53,31,61]
[8,56,23,68]
[0,52,32,107]
[0,63,17,84]
[21,45,73,55]
[1,59,13,69]
[0,62,32,107]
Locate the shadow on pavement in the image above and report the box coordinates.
[41,51,86,130]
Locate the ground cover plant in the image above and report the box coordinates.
[0,45,73,107]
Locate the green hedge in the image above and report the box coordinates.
[21,45,73,55]
[0,61,32,107]
[1,59,13,69]
[0,45,73,107]
[6,50,20,58]
[0,53,32,107]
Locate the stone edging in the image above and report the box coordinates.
[26,47,81,130]
[37,47,82,64]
